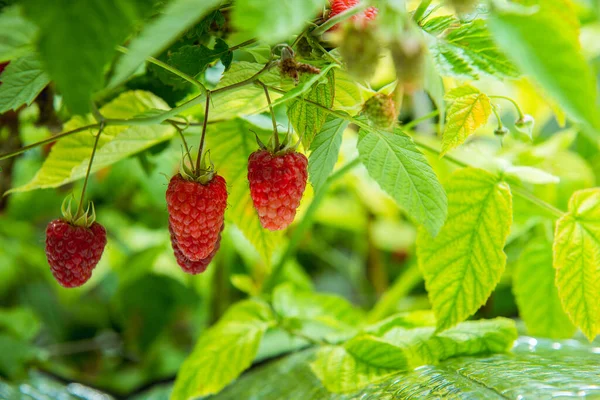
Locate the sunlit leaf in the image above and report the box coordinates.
[417,168,512,331]
[441,84,492,156]
[9,91,174,193]
[0,6,37,62]
[171,299,275,399]
[554,189,600,340]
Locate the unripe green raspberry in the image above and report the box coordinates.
[338,23,381,81]
[389,30,426,93]
[362,93,397,129]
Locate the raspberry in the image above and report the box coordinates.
[169,223,222,274]
[248,150,308,231]
[362,93,397,129]
[329,0,378,28]
[166,173,227,260]
[45,219,107,288]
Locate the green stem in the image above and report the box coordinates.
[509,184,564,219]
[116,45,207,93]
[76,121,104,219]
[262,158,361,292]
[310,38,342,65]
[367,262,423,323]
[311,2,368,36]
[258,81,280,149]
[0,124,101,161]
[489,95,525,119]
[196,90,211,173]
[491,104,504,129]
[403,109,440,131]
[413,0,433,22]
[169,121,192,159]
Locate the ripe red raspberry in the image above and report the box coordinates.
[166,173,227,260]
[248,150,308,231]
[45,220,107,288]
[168,223,222,274]
[329,0,378,28]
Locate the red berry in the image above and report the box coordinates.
[45,219,107,288]
[248,150,308,231]
[166,173,227,261]
[329,0,378,28]
[169,223,222,274]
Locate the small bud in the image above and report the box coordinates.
[514,114,535,139]
[389,30,426,93]
[338,23,381,81]
[494,126,509,137]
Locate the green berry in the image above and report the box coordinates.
[362,93,397,129]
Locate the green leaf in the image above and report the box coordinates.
[109,0,221,89]
[0,52,49,113]
[357,124,447,236]
[489,0,600,131]
[417,168,513,331]
[0,308,41,341]
[514,232,576,339]
[272,283,365,330]
[272,63,337,107]
[0,6,37,62]
[554,189,600,340]
[22,0,140,114]
[441,84,492,156]
[311,317,517,393]
[310,345,396,393]
[204,119,285,264]
[232,0,326,44]
[424,17,519,79]
[171,299,275,399]
[288,69,335,149]
[308,116,347,193]
[333,69,364,115]
[9,91,174,193]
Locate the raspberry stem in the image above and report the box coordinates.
[489,95,525,119]
[76,121,104,220]
[258,81,280,150]
[196,90,212,174]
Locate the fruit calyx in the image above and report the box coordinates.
[60,195,97,228]
[179,150,216,185]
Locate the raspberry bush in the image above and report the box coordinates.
[1,0,600,398]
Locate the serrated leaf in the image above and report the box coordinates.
[553,189,600,340]
[272,63,337,107]
[203,119,284,264]
[311,317,517,393]
[232,0,326,44]
[0,6,38,62]
[288,69,335,149]
[109,0,221,89]
[417,168,513,332]
[22,0,140,114]
[442,84,492,156]
[424,17,519,79]
[357,124,447,236]
[8,91,174,194]
[171,299,274,399]
[308,116,347,193]
[489,0,600,131]
[0,52,49,113]
[514,233,576,339]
